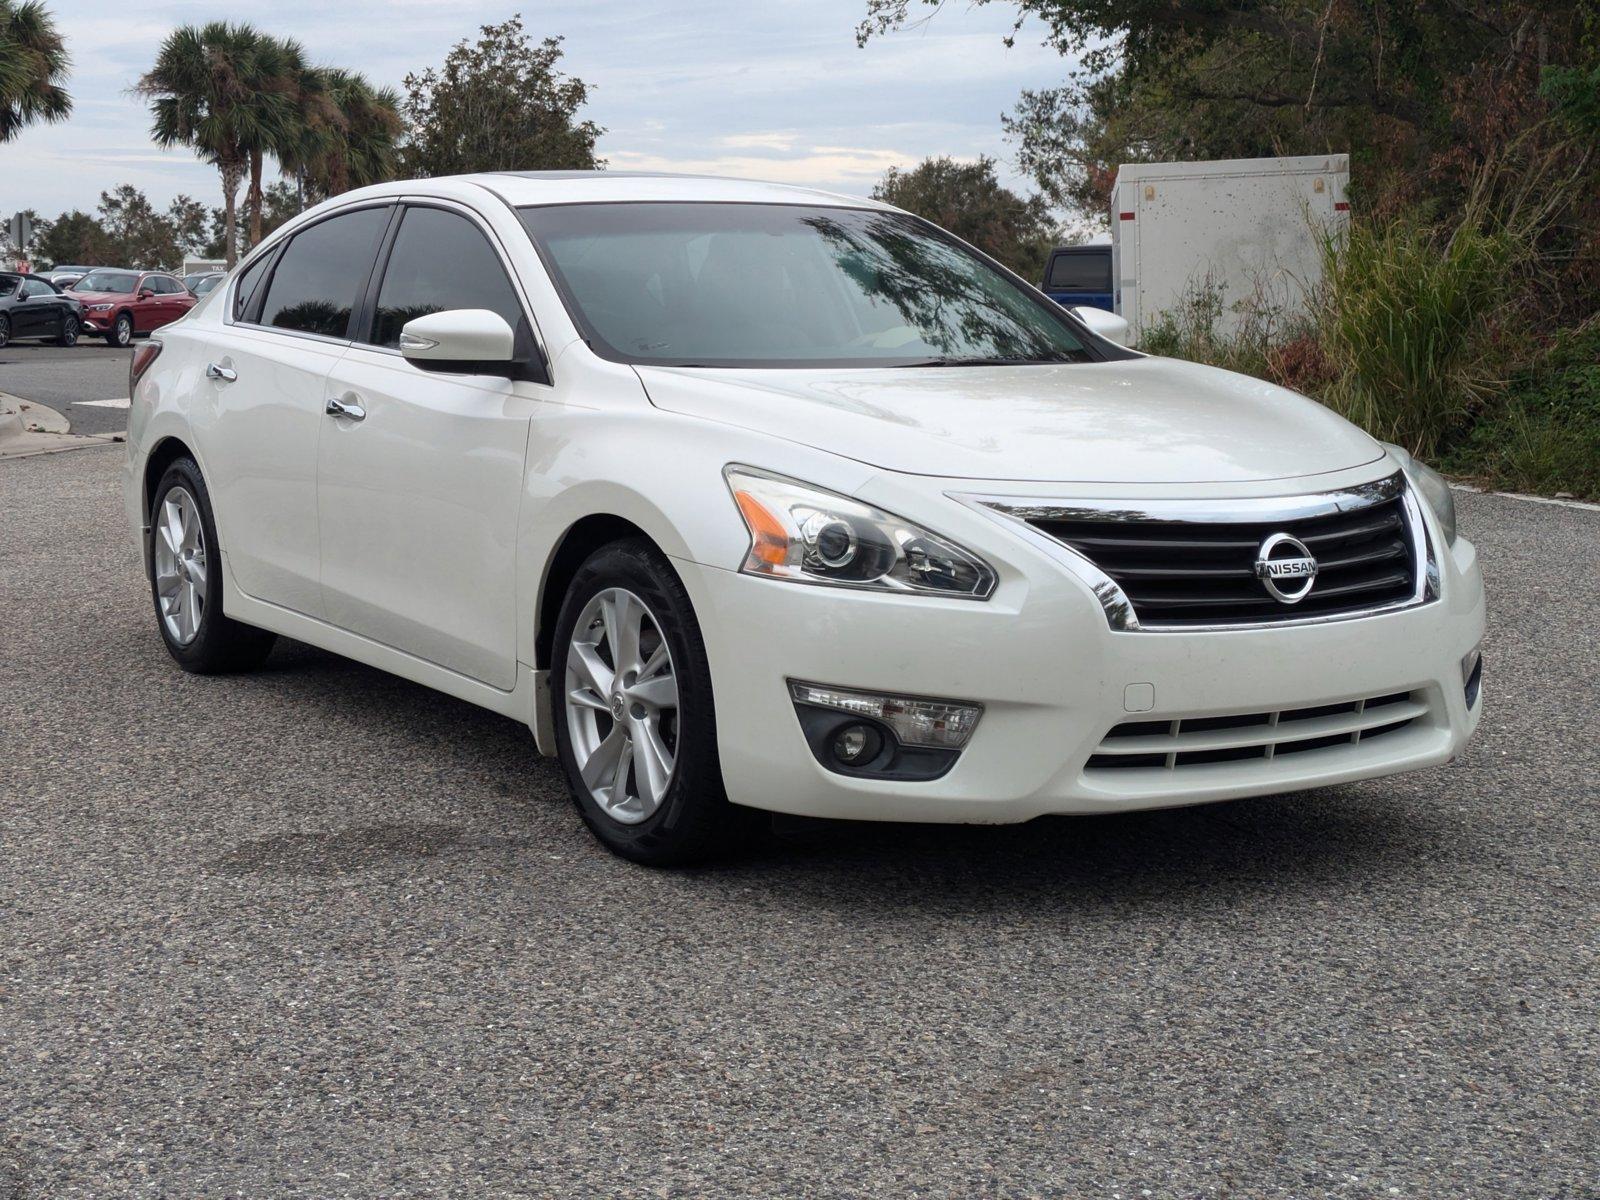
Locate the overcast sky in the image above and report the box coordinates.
[1,0,1073,220]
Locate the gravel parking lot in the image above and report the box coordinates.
[0,443,1595,1199]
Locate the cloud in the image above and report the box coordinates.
[1,0,1079,215]
[717,132,799,152]
[607,145,912,193]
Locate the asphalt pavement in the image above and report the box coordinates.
[0,343,133,437]
[1,441,1597,1197]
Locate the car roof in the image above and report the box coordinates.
[334,170,890,212]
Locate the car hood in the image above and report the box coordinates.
[67,290,129,304]
[634,356,1386,484]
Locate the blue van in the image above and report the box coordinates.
[1040,245,1113,313]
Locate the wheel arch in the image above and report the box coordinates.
[534,513,656,670]
[143,435,197,518]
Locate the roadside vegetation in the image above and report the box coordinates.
[863,1,1600,499]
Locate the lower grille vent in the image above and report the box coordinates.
[1086,691,1425,772]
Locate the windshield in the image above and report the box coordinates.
[518,203,1091,368]
[74,270,140,293]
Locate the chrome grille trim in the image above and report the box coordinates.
[955,472,1438,632]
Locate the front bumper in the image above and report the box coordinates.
[677,487,1484,823]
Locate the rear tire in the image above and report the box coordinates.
[550,537,760,866]
[148,457,277,674]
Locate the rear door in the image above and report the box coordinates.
[316,201,541,689]
[147,274,186,327]
[204,204,393,618]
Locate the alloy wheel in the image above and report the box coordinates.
[114,314,132,347]
[0,315,9,347]
[564,587,680,824]
[60,316,78,346]
[152,486,208,645]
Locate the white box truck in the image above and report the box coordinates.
[1110,154,1350,345]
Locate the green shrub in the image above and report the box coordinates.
[1137,275,1291,382]
[1444,324,1600,500]
[1315,217,1522,458]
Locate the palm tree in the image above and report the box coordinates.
[0,0,71,143]
[277,64,401,203]
[315,70,402,195]
[136,23,293,267]
[243,35,305,247]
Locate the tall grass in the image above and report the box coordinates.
[1313,216,1521,458]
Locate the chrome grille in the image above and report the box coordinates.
[1014,477,1423,628]
[1085,691,1426,772]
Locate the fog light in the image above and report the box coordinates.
[788,681,982,748]
[832,722,881,765]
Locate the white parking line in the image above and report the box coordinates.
[74,398,131,409]
[1451,483,1600,513]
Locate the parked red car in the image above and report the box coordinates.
[69,269,196,347]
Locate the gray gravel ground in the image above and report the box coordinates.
[0,343,133,436]
[1,446,1595,1199]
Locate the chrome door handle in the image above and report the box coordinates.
[205,362,237,383]
[325,396,367,421]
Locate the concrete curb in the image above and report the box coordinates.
[0,391,120,459]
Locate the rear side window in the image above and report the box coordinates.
[1046,251,1111,292]
[257,206,389,338]
[366,206,525,348]
[148,275,182,294]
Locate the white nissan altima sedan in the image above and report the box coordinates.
[123,172,1485,864]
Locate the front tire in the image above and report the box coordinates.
[148,457,277,673]
[0,314,10,348]
[54,314,79,347]
[110,312,133,348]
[551,538,759,865]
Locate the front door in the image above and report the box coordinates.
[316,203,540,690]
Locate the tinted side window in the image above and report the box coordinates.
[232,253,273,321]
[22,279,53,298]
[258,207,389,338]
[1047,251,1111,292]
[368,207,524,348]
[150,276,182,294]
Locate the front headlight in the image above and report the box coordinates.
[87,303,113,312]
[724,465,997,598]
[1384,442,1457,546]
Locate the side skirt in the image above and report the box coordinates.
[219,550,545,735]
